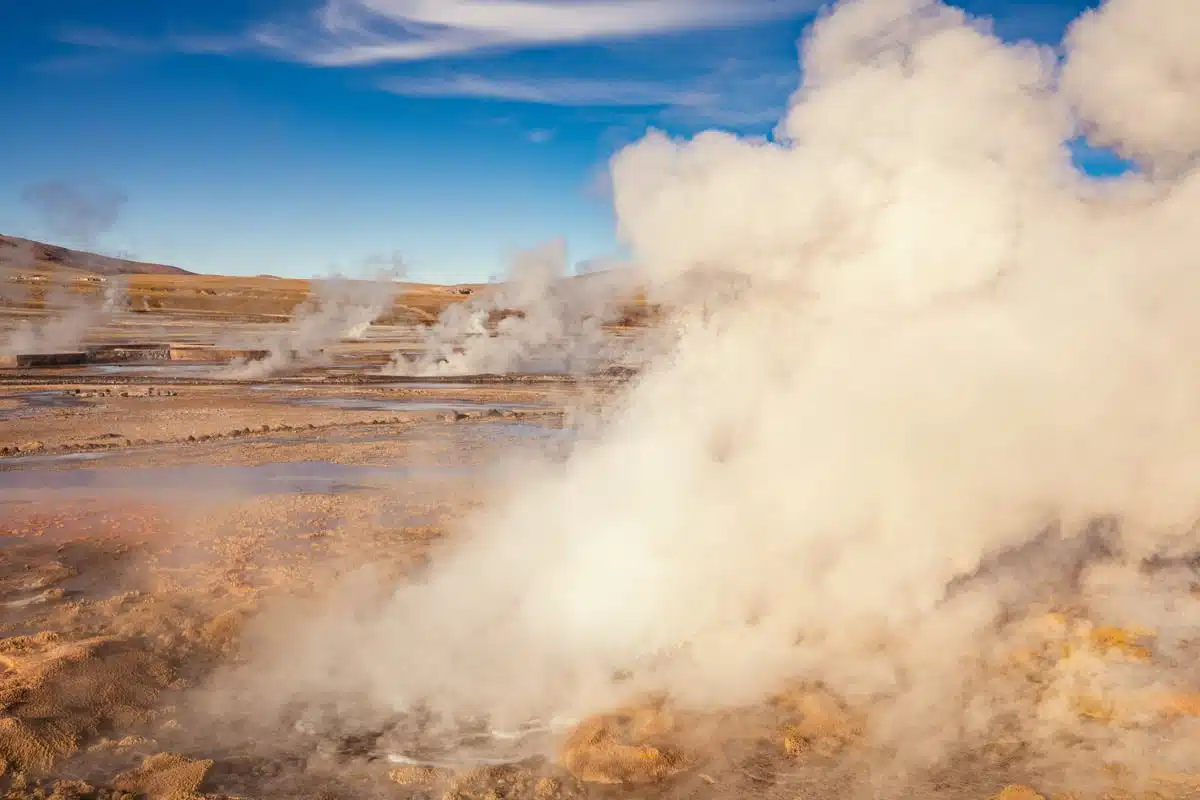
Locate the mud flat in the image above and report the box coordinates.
[0,373,582,799]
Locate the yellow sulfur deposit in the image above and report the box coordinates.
[989,785,1046,800]
[1087,626,1155,662]
[558,698,688,785]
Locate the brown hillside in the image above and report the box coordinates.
[0,234,194,276]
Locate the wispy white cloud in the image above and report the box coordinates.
[527,128,557,144]
[28,51,122,76]
[380,59,799,129]
[50,5,804,132]
[254,0,818,66]
[380,73,719,107]
[56,28,158,52]
[55,26,247,57]
[34,28,244,76]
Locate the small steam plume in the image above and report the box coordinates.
[2,277,126,357]
[2,180,129,355]
[21,180,128,249]
[221,263,404,379]
[215,0,1200,784]
[386,239,633,376]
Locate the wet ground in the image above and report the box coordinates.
[0,460,468,494]
[0,389,90,419]
[0,367,598,798]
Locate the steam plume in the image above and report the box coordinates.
[222,0,1200,780]
[2,278,126,357]
[2,180,130,355]
[221,266,403,378]
[21,180,128,249]
[387,239,632,376]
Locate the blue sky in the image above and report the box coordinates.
[0,0,1113,281]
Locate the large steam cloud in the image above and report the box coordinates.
[220,0,1200,780]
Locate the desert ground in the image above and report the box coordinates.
[2,259,1200,800]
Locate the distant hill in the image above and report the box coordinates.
[0,234,194,276]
